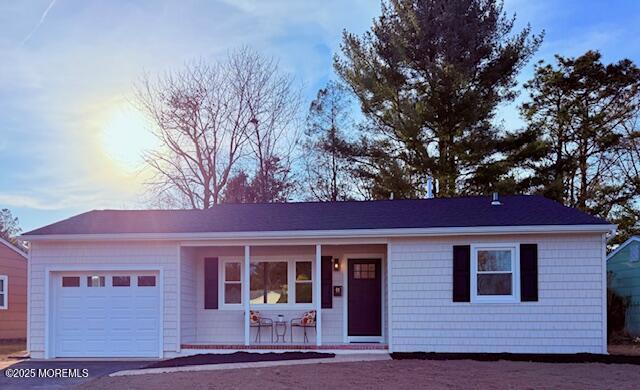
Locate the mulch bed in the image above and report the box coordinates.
[146,351,335,369]
[392,352,640,365]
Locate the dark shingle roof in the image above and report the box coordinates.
[22,195,609,237]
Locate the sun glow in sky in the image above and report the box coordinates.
[0,0,639,231]
[101,104,157,170]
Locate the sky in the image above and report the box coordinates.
[1,0,639,232]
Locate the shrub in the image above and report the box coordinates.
[608,272,630,339]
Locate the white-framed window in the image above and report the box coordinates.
[0,275,7,310]
[223,261,242,305]
[112,276,131,287]
[87,275,105,287]
[219,258,315,309]
[62,276,80,287]
[471,244,519,303]
[295,261,313,304]
[137,275,157,287]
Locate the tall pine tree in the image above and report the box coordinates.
[334,0,542,198]
[521,51,640,245]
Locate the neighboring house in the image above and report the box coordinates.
[607,236,640,335]
[0,236,28,342]
[21,195,613,359]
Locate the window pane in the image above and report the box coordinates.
[0,279,4,291]
[87,276,105,287]
[250,262,288,304]
[478,250,512,272]
[296,262,312,281]
[266,262,288,304]
[62,276,80,287]
[354,263,375,279]
[138,276,156,287]
[250,263,264,303]
[296,283,312,303]
[225,263,241,282]
[112,276,130,287]
[477,273,512,295]
[225,283,241,304]
[0,293,4,306]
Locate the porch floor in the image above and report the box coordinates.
[181,343,388,351]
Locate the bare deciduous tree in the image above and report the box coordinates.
[234,49,301,203]
[136,48,300,208]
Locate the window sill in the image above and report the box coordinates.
[251,304,314,311]
[214,304,316,311]
[471,296,519,304]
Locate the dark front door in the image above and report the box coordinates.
[348,258,382,338]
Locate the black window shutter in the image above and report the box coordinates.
[520,244,539,302]
[453,245,471,302]
[204,257,219,309]
[321,256,333,309]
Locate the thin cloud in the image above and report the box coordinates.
[0,193,64,210]
[21,0,56,45]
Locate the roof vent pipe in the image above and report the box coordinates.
[491,192,502,206]
[426,177,434,199]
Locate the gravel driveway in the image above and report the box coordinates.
[77,359,640,389]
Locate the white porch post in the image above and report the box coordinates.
[244,245,251,346]
[314,244,322,346]
[386,241,393,353]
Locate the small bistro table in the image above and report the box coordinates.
[274,315,287,343]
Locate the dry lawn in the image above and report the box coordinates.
[0,341,26,371]
[78,359,640,390]
[609,344,640,356]
[0,342,26,361]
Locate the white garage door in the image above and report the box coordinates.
[53,271,161,358]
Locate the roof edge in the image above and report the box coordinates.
[607,236,640,260]
[21,224,616,242]
[0,236,28,258]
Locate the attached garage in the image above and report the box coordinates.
[50,270,162,358]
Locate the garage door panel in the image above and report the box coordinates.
[53,271,161,358]
[136,319,157,331]
[111,322,134,331]
[136,329,159,338]
[111,312,134,320]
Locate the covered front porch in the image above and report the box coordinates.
[178,242,388,352]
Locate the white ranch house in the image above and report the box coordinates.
[22,195,613,359]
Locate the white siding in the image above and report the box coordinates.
[195,255,244,344]
[320,264,344,344]
[28,240,179,358]
[180,248,197,343]
[389,233,605,354]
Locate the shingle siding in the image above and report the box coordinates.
[28,234,604,356]
[389,233,605,354]
[180,249,197,344]
[28,240,179,358]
